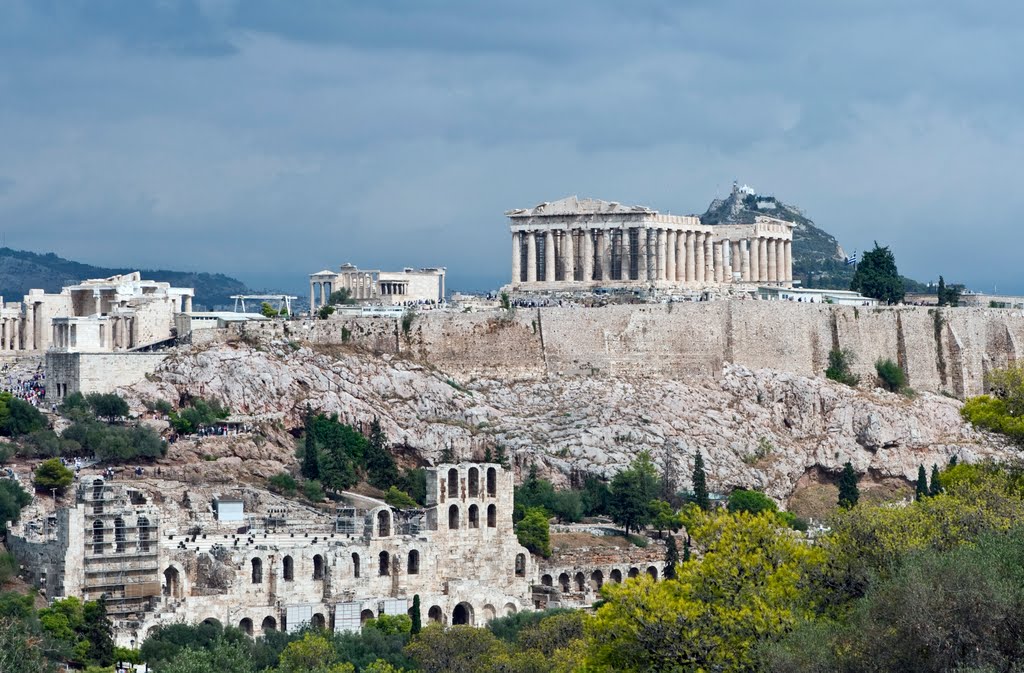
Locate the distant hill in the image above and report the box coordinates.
[701,184,926,292]
[0,248,251,309]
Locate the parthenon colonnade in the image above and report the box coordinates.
[505,197,794,290]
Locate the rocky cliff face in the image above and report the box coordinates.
[124,336,1013,503]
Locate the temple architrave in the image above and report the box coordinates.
[505,196,794,291]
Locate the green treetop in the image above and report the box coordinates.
[850,242,905,304]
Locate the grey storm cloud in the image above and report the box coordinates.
[0,0,1022,293]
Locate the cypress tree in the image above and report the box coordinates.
[301,406,319,480]
[683,535,691,562]
[915,465,928,501]
[692,452,710,511]
[929,464,942,497]
[837,461,860,509]
[663,535,679,580]
[410,594,422,635]
[949,455,958,467]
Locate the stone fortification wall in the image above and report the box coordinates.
[237,304,1024,397]
[47,351,169,398]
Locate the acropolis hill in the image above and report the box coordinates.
[115,300,1022,503]
[251,302,1023,399]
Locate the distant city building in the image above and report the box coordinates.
[504,196,794,292]
[309,264,446,313]
[756,286,878,306]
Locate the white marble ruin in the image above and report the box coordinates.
[505,196,794,291]
[309,264,446,313]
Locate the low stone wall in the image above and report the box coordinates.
[236,303,1024,397]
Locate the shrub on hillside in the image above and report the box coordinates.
[34,458,73,493]
[875,358,907,392]
[825,348,860,386]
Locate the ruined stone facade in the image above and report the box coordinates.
[1,272,193,355]
[8,463,655,647]
[506,196,794,291]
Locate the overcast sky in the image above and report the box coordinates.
[1,1,1022,294]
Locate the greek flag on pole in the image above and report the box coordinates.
[845,250,857,266]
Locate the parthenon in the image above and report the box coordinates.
[505,196,794,290]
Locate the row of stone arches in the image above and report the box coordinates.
[91,516,152,555]
[446,503,497,530]
[442,466,499,502]
[426,600,517,627]
[280,554,325,582]
[540,565,660,594]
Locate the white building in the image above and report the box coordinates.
[310,264,446,313]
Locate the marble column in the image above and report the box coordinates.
[511,232,521,284]
[704,234,714,282]
[784,240,793,283]
[767,239,778,283]
[544,230,555,283]
[695,233,706,283]
[675,230,685,282]
[775,239,786,285]
[714,242,724,282]
[748,239,758,282]
[637,228,648,282]
[646,229,656,281]
[526,232,537,283]
[758,237,769,282]
[731,241,741,282]
[653,229,665,281]
[665,230,676,283]
[583,230,595,282]
[563,229,575,281]
[621,228,631,280]
[685,232,696,283]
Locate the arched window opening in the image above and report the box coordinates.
[283,556,294,581]
[452,602,473,626]
[251,558,263,584]
[628,567,640,579]
[515,553,526,577]
[311,613,326,630]
[92,520,105,555]
[407,550,420,575]
[114,517,126,553]
[239,618,253,636]
[360,609,375,625]
[138,516,151,553]
[163,567,181,599]
[611,569,622,583]
[646,566,658,580]
[503,602,518,617]
[541,574,553,587]
[313,554,324,580]
[379,551,390,576]
[447,468,459,498]
[558,573,570,592]
[468,504,479,529]
[261,616,277,632]
[483,604,496,622]
[468,468,479,497]
[574,572,585,592]
[352,553,361,578]
[590,570,604,591]
[487,504,496,528]
[377,510,391,537]
[427,606,443,624]
[486,467,497,497]
[448,504,460,530]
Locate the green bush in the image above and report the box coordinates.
[825,348,860,386]
[727,489,778,516]
[302,480,325,502]
[962,395,1024,444]
[0,392,47,438]
[85,393,129,422]
[33,458,73,493]
[61,421,165,461]
[383,486,417,509]
[516,507,551,557]
[169,398,229,435]
[268,472,298,495]
[875,358,907,392]
[0,481,31,533]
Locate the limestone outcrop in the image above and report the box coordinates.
[124,337,1014,502]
